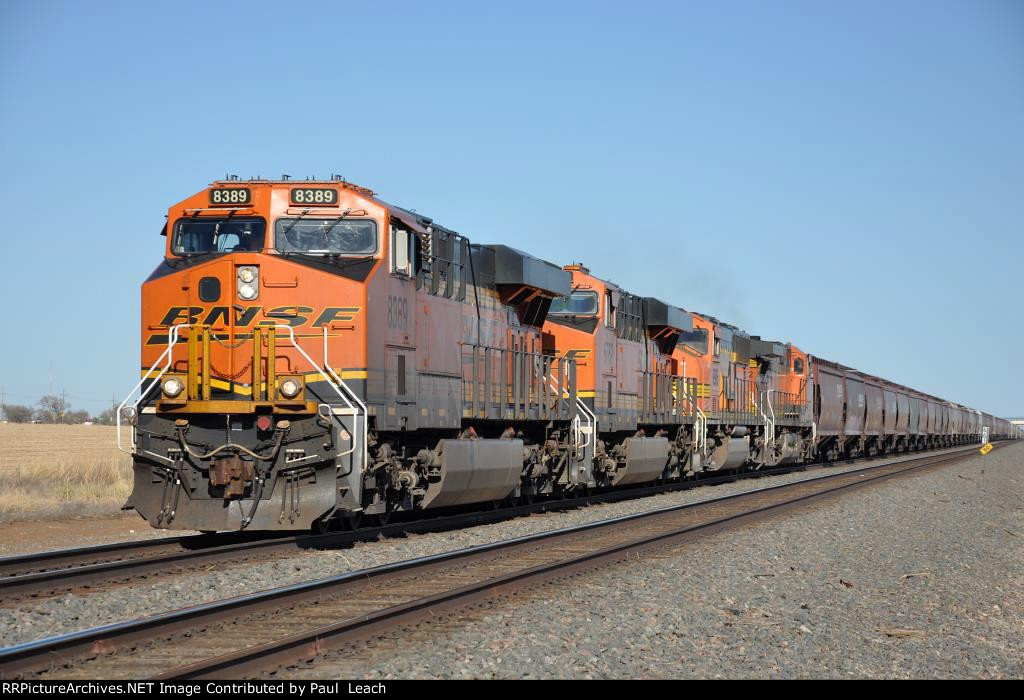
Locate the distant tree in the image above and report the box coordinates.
[65,410,91,424]
[2,404,33,423]
[36,395,70,424]
[95,405,117,426]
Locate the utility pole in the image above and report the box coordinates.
[0,386,6,420]
[60,389,67,424]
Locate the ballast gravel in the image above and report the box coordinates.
[287,443,1024,679]
[0,444,1010,662]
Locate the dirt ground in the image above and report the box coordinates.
[0,512,186,557]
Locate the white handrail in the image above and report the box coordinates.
[764,389,777,443]
[275,325,366,471]
[757,389,777,465]
[546,358,595,454]
[678,378,707,457]
[116,324,185,454]
[115,324,368,474]
[321,326,368,472]
[694,406,707,455]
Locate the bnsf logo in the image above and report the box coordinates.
[147,305,359,344]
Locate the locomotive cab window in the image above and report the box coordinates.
[604,292,616,329]
[680,328,708,355]
[391,226,416,277]
[548,291,598,316]
[793,357,805,374]
[172,218,265,256]
[275,219,377,255]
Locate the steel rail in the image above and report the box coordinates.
[0,457,823,599]
[0,441,1004,680]
[0,441,981,589]
[0,444,986,601]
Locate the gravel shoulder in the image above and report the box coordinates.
[0,444,1005,654]
[287,442,1024,679]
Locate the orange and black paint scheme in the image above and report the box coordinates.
[542,266,816,479]
[542,264,696,485]
[122,179,1002,532]
[127,179,587,531]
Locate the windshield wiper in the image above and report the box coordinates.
[318,208,353,247]
[278,208,312,240]
[279,208,352,252]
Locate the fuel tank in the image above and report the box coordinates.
[419,438,524,509]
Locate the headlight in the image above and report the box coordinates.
[162,377,184,398]
[237,266,259,299]
[279,378,302,399]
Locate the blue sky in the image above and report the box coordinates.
[0,0,1021,416]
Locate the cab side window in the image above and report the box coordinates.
[794,358,805,375]
[391,226,415,277]
[679,328,708,355]
[604,292,616,329]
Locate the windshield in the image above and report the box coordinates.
[275,218,377,255]
[680,328,708,354]
[172,218,265,256]
[549,291,598,315]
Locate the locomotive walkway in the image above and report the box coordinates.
[0,442,1004,679]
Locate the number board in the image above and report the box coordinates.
[290,188,339,206]
[209,188,252,206]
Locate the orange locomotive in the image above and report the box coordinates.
[119,178,1008,532]
[542,264,694,486]
[122,178,591,531]
[542,266,814,481]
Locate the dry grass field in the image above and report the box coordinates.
[0,423,133,522]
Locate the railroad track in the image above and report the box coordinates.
[0,443,976,603]
[0,444,984,602]
[0,441,1001,680]
[0,458,822,603]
